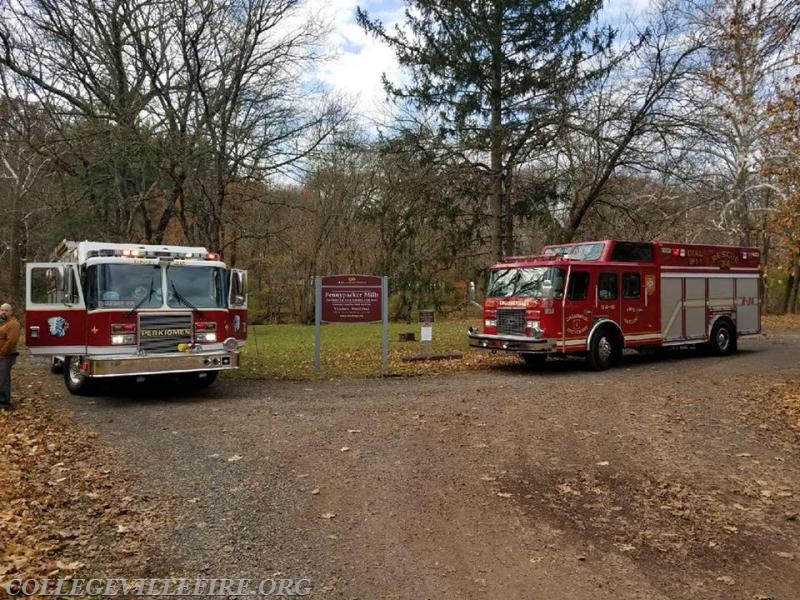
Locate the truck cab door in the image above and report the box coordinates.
[595,271,620,324]
[560,270,593,350]
[228,269,248,343]
[620,269,659,343]
[25,262,88,356]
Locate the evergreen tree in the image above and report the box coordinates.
[358,0,614,258]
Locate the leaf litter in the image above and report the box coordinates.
[0,364,166,587]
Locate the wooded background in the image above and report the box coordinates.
[1,0,799,322]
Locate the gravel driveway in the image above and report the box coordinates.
[54,332,800,600]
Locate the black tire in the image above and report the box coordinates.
[587,327,621,371]
[708,319,737,356]
[50,356,64,375]
[520,353,547,368]
[63,356,94,395]
[181,370,219,389]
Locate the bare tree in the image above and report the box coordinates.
[0,95,58,301]
[175,0,347,253]
[678,0,800,245]
[0,0,165,238]
[524,0,706,242]
[0,0,345,250]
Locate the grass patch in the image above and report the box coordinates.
[231,317,518,380]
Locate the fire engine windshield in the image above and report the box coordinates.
[487,267,565,298]
[85,263,227,310]
[86,264,163,309]
[165,265,226,309]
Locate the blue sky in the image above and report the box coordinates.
[308,0,654,121]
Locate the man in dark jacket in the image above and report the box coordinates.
[0,303,22,410]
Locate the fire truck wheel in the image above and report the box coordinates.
[63,356,95,395]
[709,319,737,356]
[588,327,621,371]
[520,353,547,368]
[181,370,219,389]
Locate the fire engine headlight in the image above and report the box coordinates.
[527,320,543,338]
[111,333,135,345]
[484,319,496,328]
[195,332,217,343]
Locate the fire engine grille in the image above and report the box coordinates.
[496,308,526,336]
[138,313,192,353]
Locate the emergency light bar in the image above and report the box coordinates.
[84,248,219,260]
[501,253,568,263]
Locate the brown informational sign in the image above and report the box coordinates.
[419,309,435,325]
[321,275,383,323]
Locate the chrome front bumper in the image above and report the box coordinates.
[82,351,240,377]
[467,327,553,353]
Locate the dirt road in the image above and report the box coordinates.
[53,332,800,599]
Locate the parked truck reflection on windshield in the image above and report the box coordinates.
[85,263,227,310]
[486,267,566,298]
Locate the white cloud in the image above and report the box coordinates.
[306,0,405,122]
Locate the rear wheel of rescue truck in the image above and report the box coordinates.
[587,325,623,371]
[707,318,737,356]
[63,356,95,395]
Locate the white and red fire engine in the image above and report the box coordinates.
[25,240,248,394]
[468,240,761,369]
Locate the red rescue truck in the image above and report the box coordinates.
[25,240,248,394]
[467,240,761,369]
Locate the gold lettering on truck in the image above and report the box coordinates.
[140,328,192,337]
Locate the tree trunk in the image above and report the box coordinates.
[780,272,794,314]
[760,230,770,308]
[503,171,514,257]
[489,11,505,261]
[781,251,800,314]
[8,217,23,307]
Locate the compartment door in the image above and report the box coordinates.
[25,263,87,355]
[660,277,683,341]
[684,278,707,339]
[736,276,760,334]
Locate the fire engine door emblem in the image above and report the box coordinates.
[566,313,589,335]
[233,315,241,333]
[47,316,68,337]
[645,274,656,296]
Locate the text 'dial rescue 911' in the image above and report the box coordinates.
[25,240,248,394]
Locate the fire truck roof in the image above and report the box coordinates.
[494,240,760,269]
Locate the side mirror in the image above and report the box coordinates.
[468,281,481,309]
[231,270,248,305]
